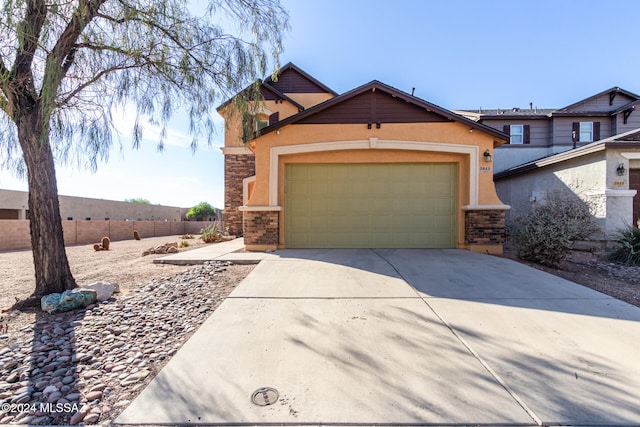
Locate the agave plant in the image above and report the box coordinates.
[609,226,640,266]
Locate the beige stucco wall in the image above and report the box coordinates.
[244,121,506,248]
[495,148,640,237]
[284,93,334,109]
[220,94,332,147]
[248,122,503,205]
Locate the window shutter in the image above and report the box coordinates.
[503,125,510,144]
[269,112,280,126]
[524,125,531,144]
[594,122,600,141]
[572,122,579,142]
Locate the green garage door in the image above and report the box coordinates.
[285,163,457,248]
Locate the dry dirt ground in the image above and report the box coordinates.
[1,235,211,310]
[503,243,640,308]
[0,236,253,342]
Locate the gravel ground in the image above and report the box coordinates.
[0,237,254,425]
[503,244,640,308]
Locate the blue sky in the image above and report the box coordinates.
[1,0,639,208]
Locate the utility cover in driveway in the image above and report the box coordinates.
[285,163,457,248]
[116,249,640,426]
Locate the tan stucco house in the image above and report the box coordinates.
[219,63,510,253]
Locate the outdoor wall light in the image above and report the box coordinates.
[617,163,627,176]
[483,149,492,163]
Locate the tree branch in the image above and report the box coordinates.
[57,62,147,107]
[42,0,109,112]
[0,57,10,114]
[11,0,47,84]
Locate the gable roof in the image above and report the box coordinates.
[257,80,508,142]
[456,87,640,120]
[264,62,338,96]
[216,62,335,112]
[260,82,305,110]
[494,127,640,180]
[558,86,640,112]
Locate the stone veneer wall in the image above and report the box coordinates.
[224,154,255,236]
[464,210,506,245]
[243,211,279,246]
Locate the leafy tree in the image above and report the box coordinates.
[186,201,217,221]
[125,198,151,204]
[0,0,288,304]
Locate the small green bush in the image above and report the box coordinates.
[609,226,640,266]
[509,190,600,267]
[180,240,190,248]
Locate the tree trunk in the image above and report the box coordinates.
[17,111,76,298]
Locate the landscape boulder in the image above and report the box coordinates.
[142,242,179,256]
[83,281,120,302]
[41,289,98,313]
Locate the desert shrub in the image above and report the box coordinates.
[180,233,194,239]
[180,240,190,248]
[200,223,220,243]
[609,226,640,266]
[508,190,600,267]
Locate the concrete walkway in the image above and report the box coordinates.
[117,249,640,426]
[153,238,273,265]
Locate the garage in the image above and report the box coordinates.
[285,163,457,248]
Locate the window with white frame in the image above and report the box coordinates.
[256,119,269,131]
[579,122,593,142]
[510,124,524,144]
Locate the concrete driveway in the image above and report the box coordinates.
[116,249,640,426]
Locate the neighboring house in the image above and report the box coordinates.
[494,129,640,236]
[456,87,640,236]
[219,63,510,254]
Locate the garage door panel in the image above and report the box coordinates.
[285,163,457,248]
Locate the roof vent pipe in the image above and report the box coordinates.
[530,102,533,111]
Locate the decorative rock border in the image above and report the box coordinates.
[0,261,249,425]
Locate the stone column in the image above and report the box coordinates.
[223,149,255,236]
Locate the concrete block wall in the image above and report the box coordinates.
[76,221,109,245]
[0,220,31,251]
[109,221,135,241]
[0,220,199,252]
[183,222,207,234]
[133,222,156,239]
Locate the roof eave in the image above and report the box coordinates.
[558,86,640,112]
[494,143,606,180]
[494,127,640,180]
[255,80,508,143]
[550,112,611,117]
